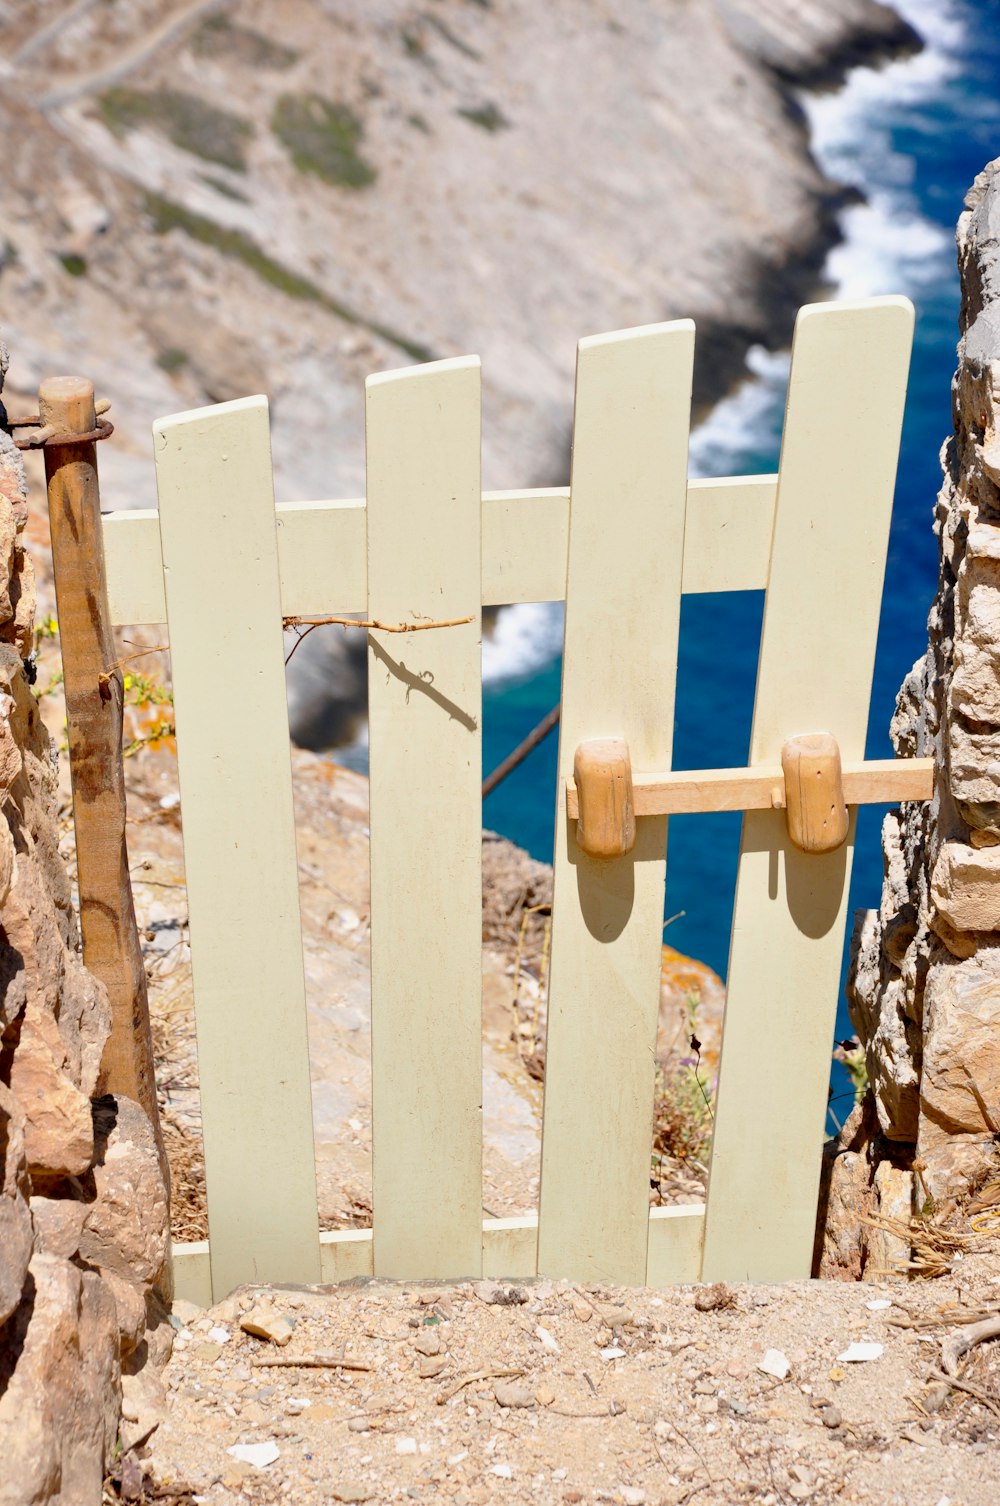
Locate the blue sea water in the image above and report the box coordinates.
[479,0,1000,1122]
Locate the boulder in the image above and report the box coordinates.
[0,1254,120,1506]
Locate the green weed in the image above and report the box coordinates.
[271,94,376,188]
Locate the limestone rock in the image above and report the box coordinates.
[0,1254,120,1506]
[863,1162,913,1281]
[918,951,1000,1141]
[80,1097,170,1293]
[0,1084,32,1328]
[29,1194,87,1260]
[846,157,1000,1220]
[931,841,1000,933]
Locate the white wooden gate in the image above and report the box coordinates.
[99,295,926,1304]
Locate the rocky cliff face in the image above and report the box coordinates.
[0,339,171,1505]
[0,0,916,748]
[824,161,1000,1277]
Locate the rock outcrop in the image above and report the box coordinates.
[823,162,1000,1273]
[0,338,171,1504]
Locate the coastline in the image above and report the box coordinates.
[688,3,924,415]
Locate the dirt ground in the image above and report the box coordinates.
[125,1252,1000,1506]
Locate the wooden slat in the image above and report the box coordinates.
[171,1204,704,1301]
[565,756,935,819]
[646,1206,706,1287]
[481,1217,540,1279]
[537,322,695,1285]
[153,396,320,1300]
[701,296,914,1283]
[319,1230,375,1284]
[102,477,777,626]
[366,357,483,1280]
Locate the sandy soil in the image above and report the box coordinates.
[128,1253,1000,1506]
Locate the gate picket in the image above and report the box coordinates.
[537,322,695,1285]
[153,396,321,1296]
[701,297,914,1282]
[365,357,484,1279]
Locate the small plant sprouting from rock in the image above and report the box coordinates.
[142,193,433,363]
[192,14,299,70]
[271,94,377,188]
[97,87,254,173]
[457,101,509,133]
[155,347,189,376]
[833,1035,869,1106]
[58,252,87,277]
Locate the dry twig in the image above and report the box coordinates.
[252,1353,372,1372]
[436,1366,523,1404]
[283,613,474,664]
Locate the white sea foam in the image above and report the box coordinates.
[688,346,790,480]
[802,0,962,303]
[690,0,964,479]
[482,599,564,687]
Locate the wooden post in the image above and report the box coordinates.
[39,377,166,1174]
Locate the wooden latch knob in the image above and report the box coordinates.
[573,738,636,858]
[780,732,849,854]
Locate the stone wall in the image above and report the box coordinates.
[822,160,1000,1276]
[0,339,171,1504]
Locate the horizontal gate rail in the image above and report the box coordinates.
[100,475,779,625]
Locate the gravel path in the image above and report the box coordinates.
[136,1256,1000,1506]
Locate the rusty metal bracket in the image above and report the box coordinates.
[8,400,113,450]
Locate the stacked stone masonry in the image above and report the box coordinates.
[827,160,1000,1276]
[0,337,171,1506]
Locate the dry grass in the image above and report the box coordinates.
[863,1211,991,1279]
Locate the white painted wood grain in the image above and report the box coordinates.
[153,396,321,1299]
[537,322,695,1285]
[646,1206,706,1287]
[366,357,484,1280]
[701,296,914,1283]
[171,1203,704,1300]
[102,477,777,626]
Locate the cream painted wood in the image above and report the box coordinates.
[366,357,484,1280]
[319,1230,375,1283]
[102,510,167,624]
[170,1242,213,1306]
[537,322,695,1285]
[101,477,778,628]
[153,396,321,1300]
[482,1218,541,1278]
[565,756,935,819]
[702,296,914,1283]
[645,1207,706,1287]
[171,1203,705,1301]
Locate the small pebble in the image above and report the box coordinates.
[227,1443,280,1469]
[494,1382,536,1409]
[757,1349,790,1381]
[240,1308,295,1347]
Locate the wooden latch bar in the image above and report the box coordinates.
[568,735,934,858]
